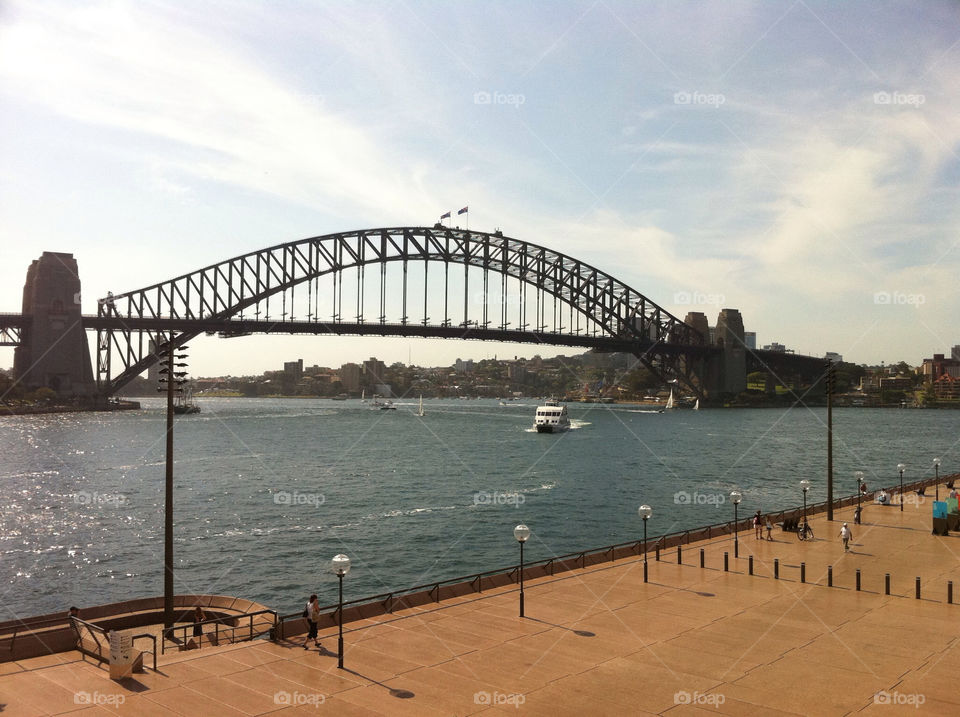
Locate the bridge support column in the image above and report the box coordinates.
[13,252,97,398]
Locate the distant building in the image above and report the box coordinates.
[921,354,960,381]
[763,342,787,353]
[824,352,843,364]
[362,357,386,385]
[454,358,474,374]
[744,332,757,350]
[933,373,960,400]
[283,359,303,380]
[952,345,960,362]
[339,363,361,392]
[879,376,913,392]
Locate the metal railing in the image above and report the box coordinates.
[275,472,955,639]
[70,617,108,664]
[161,608,277,654]
[1,615,69,654]
[131,633,157,671]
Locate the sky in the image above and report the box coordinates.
[1,0,958,378]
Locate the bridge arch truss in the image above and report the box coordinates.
[96,226,707,395]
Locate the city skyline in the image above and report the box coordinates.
[1,1,958,378]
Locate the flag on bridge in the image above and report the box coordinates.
[440,211,451,220]
[458,206,468,215]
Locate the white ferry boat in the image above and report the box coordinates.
[533,399,570,433]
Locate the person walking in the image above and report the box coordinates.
[302,594,321,649]
[753,510,762,539]
[839,522,853,552]
[764,516,773,541]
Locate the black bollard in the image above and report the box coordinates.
[801,562,806,583]
[656,544,660,562]
[677,545,682,564]
[828,565,833,587]
[774,558,779,579]
[643,560,648,583]
[724,551,729,572]
[749,555,754,575]
[949,581,953,605]
[916,577,921,600]
[700,548,705,568]
[856,569,861,591]
[885,573,890,595]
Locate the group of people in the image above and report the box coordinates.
[752,510,774,540]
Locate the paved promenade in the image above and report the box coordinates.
[3,489,959,716]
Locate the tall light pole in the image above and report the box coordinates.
[897,463,906,512]
[332,554,351,669]
[800,480,810,529]
[514,524,530,617]
[934,458,941,501]
[638,505,652,583]
[730,491,742,558]
[826,361,834,521]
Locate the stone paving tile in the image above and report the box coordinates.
[140,685,250,716]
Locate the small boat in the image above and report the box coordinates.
[173,388,200,415]
[533,399,570,433]
[371,398,396,410]
[693,398,700,411]
[416,395,425,417]
[665,388,675,410]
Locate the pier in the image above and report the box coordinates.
[2,478,959,714]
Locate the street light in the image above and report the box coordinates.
[729,491,742,557]
[331,553,351,669]
[897,463,906,512]
[934,458,941,501]
[800,480,810,529]
[855,471,865,524]
[638,505,652,582]
[514,524,530,617]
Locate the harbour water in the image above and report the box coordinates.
[2,398,957,619]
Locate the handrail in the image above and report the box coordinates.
[160,608,277,654]
[274,472,955,637]
[131,633,157,671]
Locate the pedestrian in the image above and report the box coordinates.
[853,505,862,525]
[302,594,321,649]
[764,516,773,540]
[839,522,853,552]
[753,510,762,539]
[192,606,205,639]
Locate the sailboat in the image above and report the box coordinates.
[361,389,367,403]
[665,388,675,410]
[693,398,700,411]
[416,395,425,417]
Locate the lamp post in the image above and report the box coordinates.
[934,458,941,501]
[730,491,742,558]
[638,505,652,582]
[897,463,905,512]
[800,480,810,529]
[514,524,530,617]
[332,553,351,669]
[855,471,864,524]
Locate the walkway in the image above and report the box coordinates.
[2,489,959,715]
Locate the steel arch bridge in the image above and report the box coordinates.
[93,225,712,396]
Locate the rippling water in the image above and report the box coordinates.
[2,398,957,618]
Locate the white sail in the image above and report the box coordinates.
[416,395,425,417]
[665,388,675,409]
[693,398,699,411]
